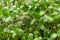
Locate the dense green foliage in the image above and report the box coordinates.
[0,0,60,40]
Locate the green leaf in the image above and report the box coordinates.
[27,33,33,40]
[57,29,60,37]
[50,33,57,39]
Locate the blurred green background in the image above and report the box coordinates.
[0,0,60,40]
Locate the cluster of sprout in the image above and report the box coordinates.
[0,0,60,40]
